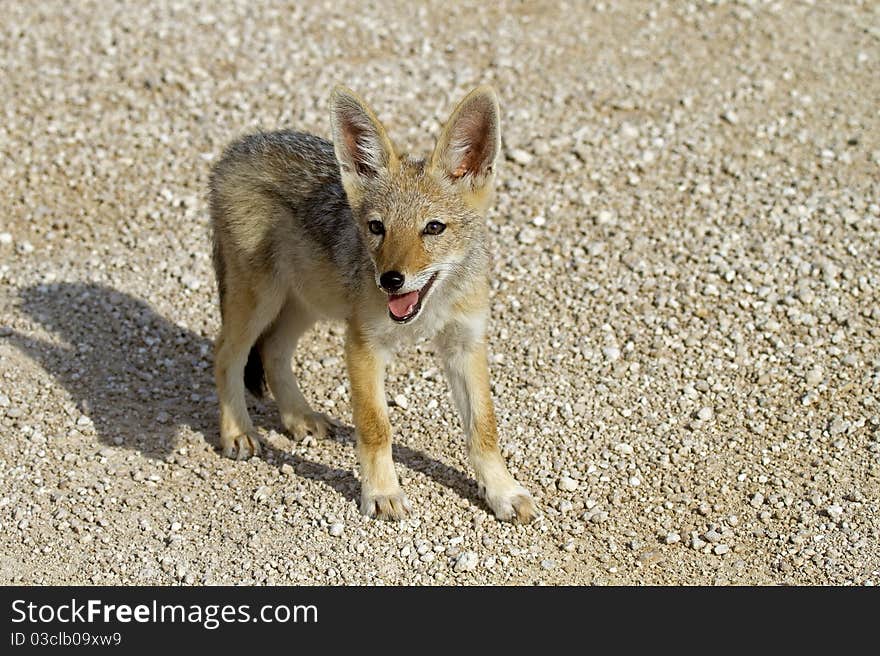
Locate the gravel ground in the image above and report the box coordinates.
[1,1,878,585]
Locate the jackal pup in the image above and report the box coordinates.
[209,86,537,522]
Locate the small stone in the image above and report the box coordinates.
[596,209,616,225]
[798,287,815,304]
[557,476,578,492]
[825,505,844,519]
[714,544,730,555]
[517,227,538,245]
[181,274,201,291]
[584,506,609,523]
[532,215,546,227]
[638,550,664,565]
[541,559,556,570]
[156,411,170,424]
[614,443,634,455]
[0,232,12,245]
[665,532,681,544]
[454,551,478,573]
[280,463,294,476]
[328,522,344,537]
[393,394,409,410]
[703,529,722,543]
[619,122,639,139]
[603,346,621,362]
[628,476,641,487]
[508,148,534,166]
[805,367,823,387]
[828,418,848,436]
[697,407,714,421]
[750,493,764,508]
[721,110,738,124]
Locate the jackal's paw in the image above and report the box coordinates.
[220,433,261,460]
[483,483,538,524]
[283,411,340,440]
[360,490,412,521]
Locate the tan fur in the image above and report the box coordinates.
[209,86,536,522]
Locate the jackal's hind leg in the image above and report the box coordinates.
[214,285,284,460]
[261,299,339,440]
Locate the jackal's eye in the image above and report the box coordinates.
[368,220,385,236]
[423,221,446,236]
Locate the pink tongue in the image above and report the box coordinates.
[388,291,419,318]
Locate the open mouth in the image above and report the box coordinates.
[387,274,438,323]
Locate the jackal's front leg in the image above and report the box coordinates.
[345,325,411,520]
[441,328,537,523]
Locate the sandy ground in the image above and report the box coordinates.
[1,0,878,585]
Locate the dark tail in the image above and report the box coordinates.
[244,345,267,398]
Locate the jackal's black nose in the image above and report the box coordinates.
[380,271,405,293]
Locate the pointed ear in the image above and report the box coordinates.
[329,86,397,199]
[430,86,501,196]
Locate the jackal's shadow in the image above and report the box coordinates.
[7,282,481,507]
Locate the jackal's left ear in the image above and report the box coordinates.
[430,86,501,198]
[329,86,398,200]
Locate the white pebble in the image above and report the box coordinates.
[517,227,538,245]
[393,394,409,410]
[603,346,621,361]
[703,529,722,543]
[557,476,578,492]
[328,522,344,537]
[508,148,534,166]
[453,551,478,573]
[596,209,616,225]
[697,407,714,421]
[805,367,823,387]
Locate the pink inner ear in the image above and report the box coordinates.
[446,103,494,179]
[340,115,378,178]
[451,149,473,179]
[343,125,361,166]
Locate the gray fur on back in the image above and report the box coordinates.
[209,130,368,312]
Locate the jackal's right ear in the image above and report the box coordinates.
[330,86,397,199]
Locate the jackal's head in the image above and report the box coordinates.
[330,85,500,324]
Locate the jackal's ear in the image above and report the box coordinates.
[329,86,397,197]
[430,86,501,198]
